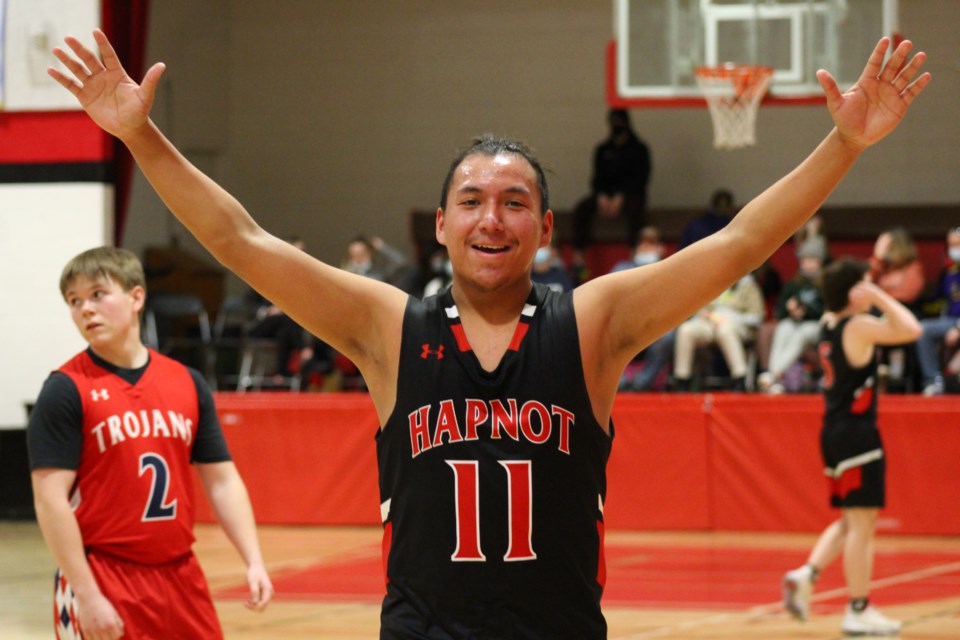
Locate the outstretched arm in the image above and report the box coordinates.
[576,37,930,421]
[49,30,407,420]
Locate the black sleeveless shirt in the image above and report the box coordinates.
[818,316,879,425]
[376,284,613,639]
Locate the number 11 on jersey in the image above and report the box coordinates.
[446,460,537,562]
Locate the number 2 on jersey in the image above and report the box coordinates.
[139,452,178,521]
[447,460,537,562]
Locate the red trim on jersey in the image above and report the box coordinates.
[450,324,472,352]
[381,522,393,587]
[596,520,607,589]
[851,387,874,414]
[508,323,530,351]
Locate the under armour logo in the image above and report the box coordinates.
[420,344,445,360]
[90,389,110,402]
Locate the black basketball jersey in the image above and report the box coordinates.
[376,283,613,639]
[818,316,879,425]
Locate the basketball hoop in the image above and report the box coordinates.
[695,64,774,150]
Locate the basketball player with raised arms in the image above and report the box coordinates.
[782,258,921,636]
[48,29,929,639]
[28,247,273,639]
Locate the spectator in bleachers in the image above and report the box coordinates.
[868,227,925,390]
[336,235,411,391]
[298,334,335,391]
[793,213,830,264]
[571,108,651,281]
[677,189,736,250]
[531,244,574,293]
[916,227,960,396]
[869,227,925,312]
[246,236,309,380]
[673,274,765,392]
[341,235,410,286]
[421,245,453,297]
[611,227,674,391]
[757,245,825,394]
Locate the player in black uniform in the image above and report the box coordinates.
[49,29,930,639]
[782,258,921,636]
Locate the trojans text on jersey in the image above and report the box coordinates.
[90,409,194,453]
[408,398,574,458]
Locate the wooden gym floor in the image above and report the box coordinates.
[3,521,959,639]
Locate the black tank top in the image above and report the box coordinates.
[818,316,878,425]
[376,284,613,639]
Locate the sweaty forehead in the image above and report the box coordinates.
[456,152,535,183]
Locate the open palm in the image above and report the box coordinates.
[48,29,165,141]
[818,38,930,149]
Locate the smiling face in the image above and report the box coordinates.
[64,274,145,353]
[436,152,553,295]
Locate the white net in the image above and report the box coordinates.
[695,65,773,150]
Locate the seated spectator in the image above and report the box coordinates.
[869,227,925,312]
[298,334,335,391]
[793,213,830,264]
[673,274,764,391]
[757,246,825,394]
[417,246,452,298]
[611,227,674,391]
[334,235,410,390]
[246,236,308,380]
[610,225,665,273]
[414,243,453,298]
[341,235,410,285]
[868,227,925,390]
[677,189,736,250]
[916,227,960,396]
[531,245,574,293]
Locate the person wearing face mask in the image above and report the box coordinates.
[916,227,960,396]
[757,246,826,394]
[531,245,574,293]
[570,108,652,281]
[610,227,676,391]
[421,245,454,297]
[611,226,664,272]
[341,234,410,284]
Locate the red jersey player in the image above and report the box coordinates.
[28,247,273,639]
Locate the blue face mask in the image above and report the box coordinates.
[534,247,552,266]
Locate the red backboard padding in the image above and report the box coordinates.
[195,393,960,535]
[0,111,112,163]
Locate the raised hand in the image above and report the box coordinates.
[817,37,931,150]
[48,29,166,141]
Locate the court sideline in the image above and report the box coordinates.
[4,521,959,639]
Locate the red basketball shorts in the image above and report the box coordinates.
[54,550,223,640]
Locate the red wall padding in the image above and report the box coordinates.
[195,393,960,535]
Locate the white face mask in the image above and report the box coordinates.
[633,251,659,266]
[949,247,960,264]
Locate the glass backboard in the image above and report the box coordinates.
[609,0,899,107]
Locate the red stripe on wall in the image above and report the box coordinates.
[0,111,112,163]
